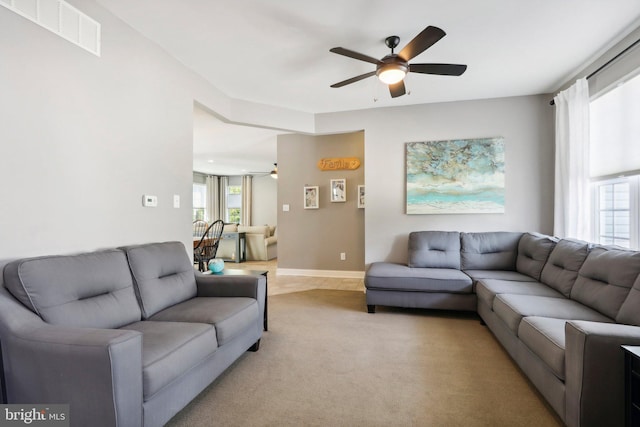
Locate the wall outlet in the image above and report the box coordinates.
[340,252,346,261]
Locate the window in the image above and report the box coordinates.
[590,71,640,249]
[193,183,206,221]
[592,177,639,248]
[226,183,242,223]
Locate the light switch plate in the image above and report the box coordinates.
[283,204,290,212]
[173,195,180,208]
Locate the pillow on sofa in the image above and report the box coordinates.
[571,246,640,319]
[3,249,142,329]
[408,231,461,269]
[516,233,557,280]
[461,232,523,271]
[540,238,590,298]
[123,241,197,319]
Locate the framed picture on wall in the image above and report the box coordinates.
[304,186,319,209]
[330,179,346,202]
[357,185,365,208]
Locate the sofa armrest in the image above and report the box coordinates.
[0,287,143,427]
[195,273,266,299]
[265,235,277,246]
[565,320,640,427]
[195,273,267,325]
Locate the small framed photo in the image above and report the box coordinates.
[330,179,346,203]
[304,186,319,209]
[357,185,365,208]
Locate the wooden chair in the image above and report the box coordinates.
[194,220,225,272]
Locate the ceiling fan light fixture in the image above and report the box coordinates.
[377,63,407,85]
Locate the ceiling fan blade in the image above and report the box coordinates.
[389,80,406,98]
[398,26,446,61]
[330,47,382,65]
[410,63,467,76]
[330,71,376,88]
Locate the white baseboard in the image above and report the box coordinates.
[276,268,365,279]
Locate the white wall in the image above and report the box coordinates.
[315,95,555,264]
[251,175,278,226]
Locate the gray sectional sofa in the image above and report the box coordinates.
[365,231,640,427]
[0,241,266,427]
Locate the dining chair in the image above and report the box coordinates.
[194,219,225,272]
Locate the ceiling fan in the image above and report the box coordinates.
[329,26,467,98]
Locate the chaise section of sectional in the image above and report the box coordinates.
[365,231,474,313]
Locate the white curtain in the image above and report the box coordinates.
[205,175,220,222]
[219,176,229,222]
[242,175,252,225]
[553,78,591,239]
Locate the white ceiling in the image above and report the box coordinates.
[192,105,281,176]
[96,0,640,174]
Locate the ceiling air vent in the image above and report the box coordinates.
[0,0,100,56]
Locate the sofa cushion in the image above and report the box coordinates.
[516,233,557,280]
[149,297,259,345]
[617,275,640,325]
[493,294,612,334]
[476,279,564,309]
[540,239,590,298]
[123,242,197,319]
[460,232,523,270]
[518,317,568,381]
[571,246,640,319]
[365,262,472,293]
[120,321,217,400]
[408,231,461,269]
[2,249,141,329]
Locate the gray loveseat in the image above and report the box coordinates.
[365,231,640,427]
[0,241,266,427]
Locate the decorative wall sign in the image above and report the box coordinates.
[304,186,319,209]
[330,179,347,202]
[317,157,361,171]
[406,137,505,214]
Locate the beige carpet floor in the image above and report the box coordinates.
[166,290,563,427]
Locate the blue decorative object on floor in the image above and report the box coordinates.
[208,258,224,273]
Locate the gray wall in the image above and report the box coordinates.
[277,132,364,271]
[315,95,555,264]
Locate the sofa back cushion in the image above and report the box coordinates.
[123,241,197,319]
[2,249,141,328]
[540,239,590,297]
[408,231,461,269]
[617,275,640,325]
[571,246,640,319]
[516,233,557,280]
[238,225,270,238]
[461,232,523,271]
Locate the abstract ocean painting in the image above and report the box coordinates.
[406,137,505,214]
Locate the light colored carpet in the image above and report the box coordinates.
[167,290,563,427]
